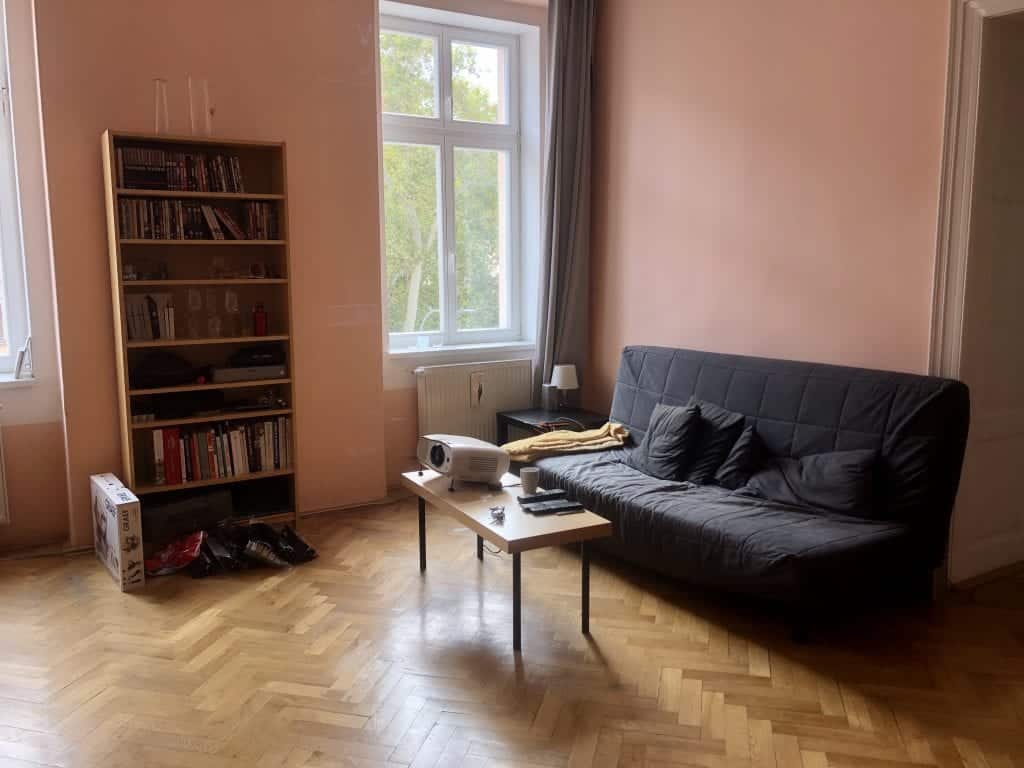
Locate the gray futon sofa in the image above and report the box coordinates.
[535,346,970,611]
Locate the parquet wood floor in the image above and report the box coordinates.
[0,499,1022,768]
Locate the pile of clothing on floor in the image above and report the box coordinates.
[145,523,317,578]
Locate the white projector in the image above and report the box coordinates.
[416,434,510,488]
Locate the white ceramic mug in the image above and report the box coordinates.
[520,467,540,495]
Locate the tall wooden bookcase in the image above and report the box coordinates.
[101,130,298,527]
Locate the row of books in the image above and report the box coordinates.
[151,418,292,486]
[126,292,175,341]
[117,148,245,192]
[245,202,279,240]
[119,199,275,241]
[120,199,209,240]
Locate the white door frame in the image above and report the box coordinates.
[933,0,1024,584]
[930,0,1024,377]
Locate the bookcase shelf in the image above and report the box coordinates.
[135,468,294,496]
[103,130,298,528]
[128,377,292,397]
[117,188,285,201]
[228,511,295,527]
[120,239,286,246]
[126,334,289,349]
[125,279,288,287]
[131,408,293,430]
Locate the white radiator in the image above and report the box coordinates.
[415,359,533,444]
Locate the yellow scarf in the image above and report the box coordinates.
[501,422,629,462]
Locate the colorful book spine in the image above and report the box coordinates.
[163,428,180,485]
[147,416,292,486]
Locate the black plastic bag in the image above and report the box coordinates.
[246,523,318,565]
[187,523,318,577]
[189,529,249,578]
[244,538,289,568]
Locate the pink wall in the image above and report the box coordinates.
[0,423,68,551]
[34,0,387,545]
[8,0,952,548]
[586,0,950,412]
[0,0,70,553]
[26,0,545,548]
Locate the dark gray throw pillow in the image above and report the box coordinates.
[745,448,879,517]
[685,399,745,484]
[628,403,701,481]
[714,424,764,490]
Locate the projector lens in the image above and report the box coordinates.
[429,444,446,468]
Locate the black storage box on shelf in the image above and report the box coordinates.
[130,349,205,390]
[229,344,286,368]
[141,488,233,545]
[232,479,291,521]
[152,391,225,420]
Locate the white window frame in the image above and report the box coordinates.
[0,6,27,374]
[381,14,524,352]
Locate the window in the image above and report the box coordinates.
[0,8,27,374]
[380,10,536,352]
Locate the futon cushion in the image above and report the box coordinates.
[628,402,701,481]
[745,448,878,517]
[685,398,745,484]
[714,424,764,490]
[535,450,913,602]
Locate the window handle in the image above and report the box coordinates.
[1,86,8,117]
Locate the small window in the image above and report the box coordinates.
[0,10,28,374]
[451,41,509,125]
[380,30,439,119]
[379,11,534,353]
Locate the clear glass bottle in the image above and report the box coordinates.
[223,288,241,337]
[186,288,203,339]
[205,288,222,338]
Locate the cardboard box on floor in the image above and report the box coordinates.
[90,473,144,592]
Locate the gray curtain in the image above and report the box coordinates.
[534,0,596,403]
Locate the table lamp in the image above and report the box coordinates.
[550,364,579,410]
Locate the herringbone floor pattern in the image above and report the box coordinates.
[0,500,1022,768]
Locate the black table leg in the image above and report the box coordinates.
[496,414,509,446]
[512,552,522,651]
[477,535,483,560]
[418,497,426,572]
[581,541,590,635]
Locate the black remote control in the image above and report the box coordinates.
[521,500,583,515]
[517,488,567,505]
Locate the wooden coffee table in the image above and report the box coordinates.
[401,470,612,652]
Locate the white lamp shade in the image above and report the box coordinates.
[550,364,579,390]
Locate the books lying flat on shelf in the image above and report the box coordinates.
[116,147,245,192]
[125,292,175,341]
[148,417,292,486]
